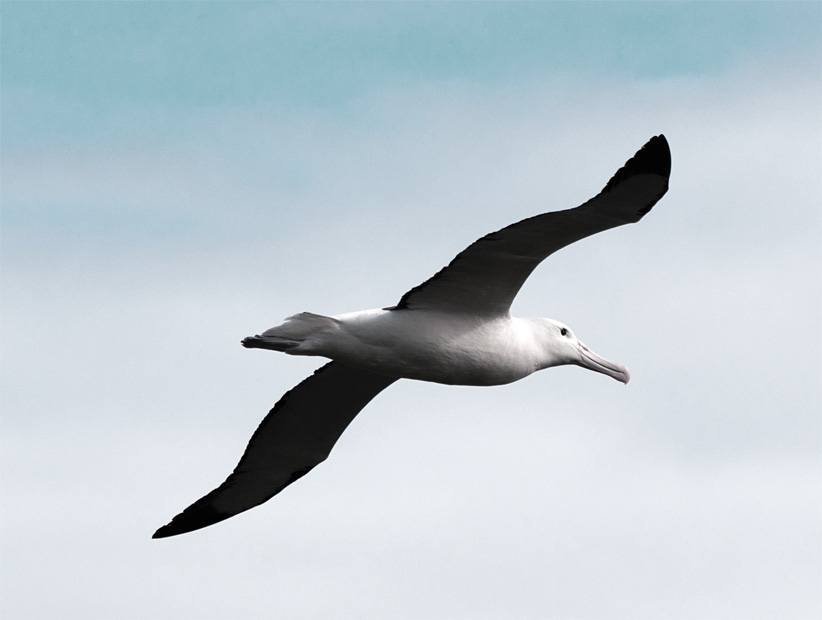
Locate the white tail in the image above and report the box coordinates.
[242,312,339,352]
[270,312,338,339]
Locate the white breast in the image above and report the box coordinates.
[314,309,544,386]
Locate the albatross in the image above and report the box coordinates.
[153,135,671,538]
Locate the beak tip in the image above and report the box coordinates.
[577,343,631,385]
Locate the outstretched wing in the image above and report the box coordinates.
[394,135,671,317]
[153,362,398,538]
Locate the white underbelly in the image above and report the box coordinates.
[320,309,540,386]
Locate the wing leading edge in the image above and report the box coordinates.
[153,362,398,538]
[394,135,671,316]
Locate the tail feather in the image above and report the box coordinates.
[242,336,300,351]
[242,312,338,353]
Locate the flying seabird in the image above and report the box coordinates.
[153,135,671,538]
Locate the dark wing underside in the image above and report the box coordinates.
[394,135,671,316]
[153,362,398,538]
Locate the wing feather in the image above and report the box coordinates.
[394,135,671,316]
[153,362,398,538]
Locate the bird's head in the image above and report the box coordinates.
[535,318,630,384]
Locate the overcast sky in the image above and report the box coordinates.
[2,3,820,619]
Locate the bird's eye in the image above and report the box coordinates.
[560,328,568,336]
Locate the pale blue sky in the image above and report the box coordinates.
[3,2,819,143]
[2,3,820,619]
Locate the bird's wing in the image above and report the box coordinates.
[153,362,398,538]
[393,135,671,317]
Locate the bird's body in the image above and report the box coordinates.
[153,135,671,539]
[265,309,538,386]
[248,309,626,386]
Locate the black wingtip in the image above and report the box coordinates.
[641,134,671,177]
[152,495,236,539]
[152,526,174,539]
[152,517,207,540]
[602,134,671,194]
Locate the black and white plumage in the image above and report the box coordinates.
[153,135,671,538]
